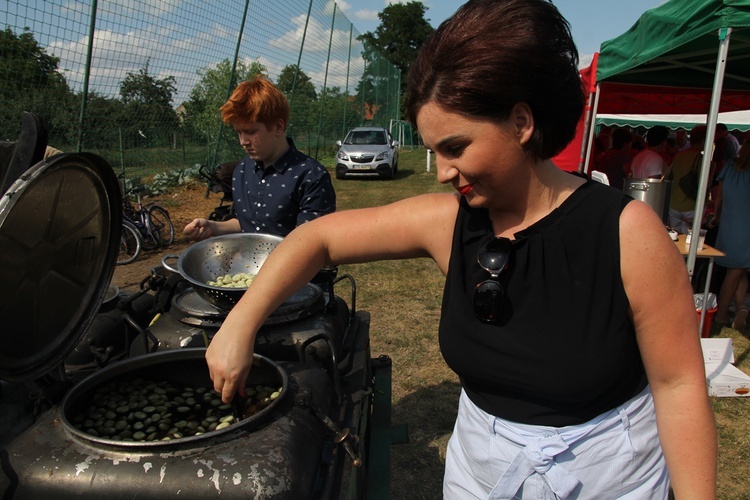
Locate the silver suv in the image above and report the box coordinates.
[335,127,399,180]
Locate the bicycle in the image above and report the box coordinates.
[116,185,175,265]
[117,219,142,265]
[199,162,237,222]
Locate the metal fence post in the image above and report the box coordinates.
[76,0,99,152]
[210,0,251,170]
[315,3,337,159]
[289,0,314,117]
[342,24,353,141]
[360,55,367,126]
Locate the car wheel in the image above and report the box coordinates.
[336,171,346,180]
[379,167,394,180]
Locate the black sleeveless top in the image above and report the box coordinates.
[439,180,648,426]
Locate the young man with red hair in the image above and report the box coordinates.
[185,77,335,239]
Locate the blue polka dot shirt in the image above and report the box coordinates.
[232,138,336,237]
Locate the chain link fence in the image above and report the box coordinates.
[1,0,403,181]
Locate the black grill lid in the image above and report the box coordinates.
[0,153,121,382]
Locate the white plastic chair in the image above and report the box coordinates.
[591,170,610,186]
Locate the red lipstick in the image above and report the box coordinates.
[457,184,474,195]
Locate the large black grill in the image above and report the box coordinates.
[0,153,393,500]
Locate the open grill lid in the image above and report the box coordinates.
[0,153,121,383]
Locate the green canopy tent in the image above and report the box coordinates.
[590,0,750,279]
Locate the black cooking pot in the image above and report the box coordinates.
[61,348,288,450]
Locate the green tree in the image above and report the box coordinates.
[313,85,359,157]
[0,27,74,143]
[0,27,68,96]
[79,93,125,150]
[118,61,179,148]
[276,65,317,101]
[183,58,267,162]
[358,2,433,76]
[276,65,317,143]
[358,1,433,120]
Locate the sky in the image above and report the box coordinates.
[6,0,667,106]
[338,0,666,69]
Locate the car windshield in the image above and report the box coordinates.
[344,130,387,146]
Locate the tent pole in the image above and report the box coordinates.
[686,27,732,278]
[578,91,596,174]
[583,83,602,175]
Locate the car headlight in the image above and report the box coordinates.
[337,150,349,161]
[375,150,390,161]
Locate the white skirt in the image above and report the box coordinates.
[443,386,668,499]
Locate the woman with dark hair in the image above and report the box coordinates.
[205,1,716,497]
[713,136,750,330]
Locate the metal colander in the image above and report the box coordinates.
[163,233,283,311]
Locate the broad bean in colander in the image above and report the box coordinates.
[207,272,256,288]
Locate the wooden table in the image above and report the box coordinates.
[674,234,725,333]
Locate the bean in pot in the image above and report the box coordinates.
[71,377,281,442]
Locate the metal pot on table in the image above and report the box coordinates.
[623,178,672,224]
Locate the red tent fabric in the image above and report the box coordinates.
[552,54,599,172]
[597,83,750,114]
[552,50,750,173]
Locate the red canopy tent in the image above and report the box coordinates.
[553,52,750,173]
[551,54,599,172]
[559,0,750,280]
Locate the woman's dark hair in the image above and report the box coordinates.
[406,0,585,160]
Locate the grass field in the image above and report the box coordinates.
[328,149,750,499]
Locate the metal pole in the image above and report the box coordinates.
[374,53,380,125]
[578,91,596,174]
[583,83,602,175]
[76,0,99,152]
[686,27,732,279]
[210,0,251,169]
[361,51,368,126]
[118,127,125,190]
[315,4,337,160]
[289,0,314,115]
[396,70,401,122]
[342,24,353,140]
[385,62,390,125]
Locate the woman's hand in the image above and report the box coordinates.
[204,193,459,402]
[206,319,257,403]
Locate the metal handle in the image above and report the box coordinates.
[161,254,180,274]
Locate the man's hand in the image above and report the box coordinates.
[184,218,214,241]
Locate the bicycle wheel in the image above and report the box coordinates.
[117,220,142,265]
[146,205,175,247]
[139,211,159,251]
